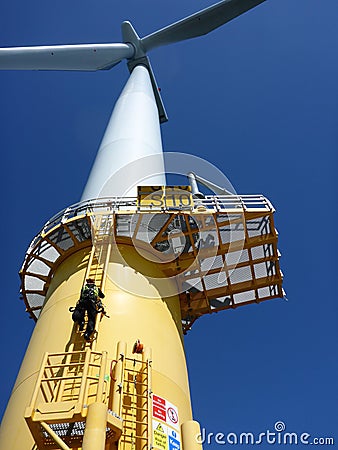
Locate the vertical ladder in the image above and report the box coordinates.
[85,213,114,294]
[119,357,151,450]
[60,213,114,400]
[77,213,115,347]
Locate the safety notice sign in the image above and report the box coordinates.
[167,405,178,428]
[153,420,168,450]
[152,420,181,450]
[168,428,181,450]
[152,395,179,430]
[153,394,167,422]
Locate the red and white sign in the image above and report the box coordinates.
[153,395,166,422]
[166,401,179,429]
[152,395,179,430]
[167,407,178,425]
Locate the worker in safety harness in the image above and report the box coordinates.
[71,278,105,341]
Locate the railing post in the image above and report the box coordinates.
[96,351,108,403]
[111,341,126,416]
[78,348,91,408]
[142,347,152,450]
[27,352,49,410]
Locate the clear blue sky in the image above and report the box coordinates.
[1,0,337,446]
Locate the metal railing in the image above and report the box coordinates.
[20,194,281,326]
[29,194,273,247]
[26,349,108,417]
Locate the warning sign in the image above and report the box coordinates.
[152,395,179,430]
[167,407,178,427]
[165,401,179,430]
[153,395,166,422]
[153,420,168,450]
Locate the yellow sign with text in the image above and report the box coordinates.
[137,186,192,209]
[153,420,168,450]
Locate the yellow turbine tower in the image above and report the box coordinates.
[0,1,284,449]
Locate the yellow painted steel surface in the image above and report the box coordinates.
[18,196,284,328]
[82,402,109,450]
[0,244,192,449]
[0,195,283,449]
[181,421,203,450]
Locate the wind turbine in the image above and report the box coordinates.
[0,1,284,450]
[0,0,267,199]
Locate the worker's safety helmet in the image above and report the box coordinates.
[86,278,95,284]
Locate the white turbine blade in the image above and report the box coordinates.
[0,43,134,71]
[141,0,267,52]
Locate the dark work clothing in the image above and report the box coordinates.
[72,283,105,340]
[82,298,97,338]
[72,305,85,330]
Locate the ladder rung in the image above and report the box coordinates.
[123,380,148,386]
[123,367,147,373]
[123,421,149,427]
[122,437,148,441]
[125,408,148,417]
[122,430,149,438]
[122,401,148,407]
[122,393,148,399]
[122,411,148,418]
[124,400,148,404]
